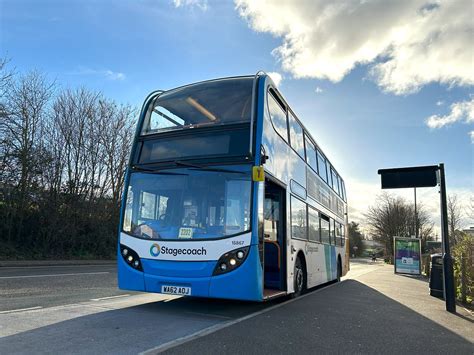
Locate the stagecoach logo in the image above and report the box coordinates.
[149,243,207,258]
[150,243,161,257]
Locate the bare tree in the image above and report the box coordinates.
[99,101,135,206]
[447,194,464,245]
[0,57,14,100]
[0,61,136,259]
[1,71,55,243]
[365,193,434,258]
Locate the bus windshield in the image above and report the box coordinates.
[141,77,254,135]
[123,166,252,240]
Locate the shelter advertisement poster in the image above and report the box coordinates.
[394,237,421,275]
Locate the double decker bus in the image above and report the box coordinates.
[118,73,349,301]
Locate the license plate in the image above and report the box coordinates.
[161,285,191,296]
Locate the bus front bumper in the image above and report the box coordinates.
[118,245,263,301]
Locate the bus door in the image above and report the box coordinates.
[263,180,286,293]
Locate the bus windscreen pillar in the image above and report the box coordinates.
[377,164,456,313]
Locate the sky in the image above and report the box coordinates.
[1,0,473,233]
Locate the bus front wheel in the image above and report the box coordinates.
[292,256,306,298]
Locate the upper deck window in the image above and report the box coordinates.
[141,77,253,135]
[331,168,340,194]
[305,135,318,173]
[288,112,305,159]
[317,150,328,183]
[341,180,347,201]
[267,91,288,142]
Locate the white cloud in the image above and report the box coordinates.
[235,0,474,95]
[104,70,125,81]
[73,67,126,81]
[267,71,283,87]
[436,100,444,106]
[470,130,474,143]
[425,98,474,129]
[173,0,208,11]
[315,86,324,94]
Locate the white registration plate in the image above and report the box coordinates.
[161,285,191,296]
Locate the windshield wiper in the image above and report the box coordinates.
[131,165,188,175]
[174,160,245,175]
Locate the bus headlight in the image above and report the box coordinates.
[120,244,143,271]
[213,247,249,276]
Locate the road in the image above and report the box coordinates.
[0,260,366,313]
[1,259,472,354]
[0,263,131,312]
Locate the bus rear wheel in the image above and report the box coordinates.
[292,256,306,298]
[336,258,342,282]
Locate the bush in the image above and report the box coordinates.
[452,233,473,305]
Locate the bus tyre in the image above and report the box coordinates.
[336,259,342,282]
[292,257,306,298]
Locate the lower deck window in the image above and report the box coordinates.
[320,217,330,244]
[291,196,307,240]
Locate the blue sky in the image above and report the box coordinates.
[1,0,472,228]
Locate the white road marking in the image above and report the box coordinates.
[0,272,110,279]
[141,281,343,354]
[184,311,233,320]
[90,294,131,301]
[0,264,115,269]
[0,306,43,314]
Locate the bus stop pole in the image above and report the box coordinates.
[414,187,418,238]
[439,163,456,313]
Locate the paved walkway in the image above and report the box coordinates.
[163,263,473,354]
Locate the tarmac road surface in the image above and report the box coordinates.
[1,259,472,354]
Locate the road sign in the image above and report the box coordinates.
[377,163,456,313]
[378,165,438,189]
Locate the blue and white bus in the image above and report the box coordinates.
[118,73,349,301]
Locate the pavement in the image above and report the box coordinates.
[0,259,472,354]
[162,262,473,354]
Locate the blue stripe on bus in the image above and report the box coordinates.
[331,247,337,280]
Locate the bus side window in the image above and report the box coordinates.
[340,224,346,247]
[320,214,330,244]
[341,179,347,201]
[331,169,339,194]
[317,150,327,183]
[336,175,342,198]
[305,136,318,173]
[329,218,336,245]
[290,196,307,240]
[288,111,305,159]
[327,161,333,188]
[267,91,288,142]
[336,223,342,246]
[308,207,320,242]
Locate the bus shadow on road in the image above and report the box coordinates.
[0,280,472,354]
[130,293,286,319]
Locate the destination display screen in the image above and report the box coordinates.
[139,127,250,163]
